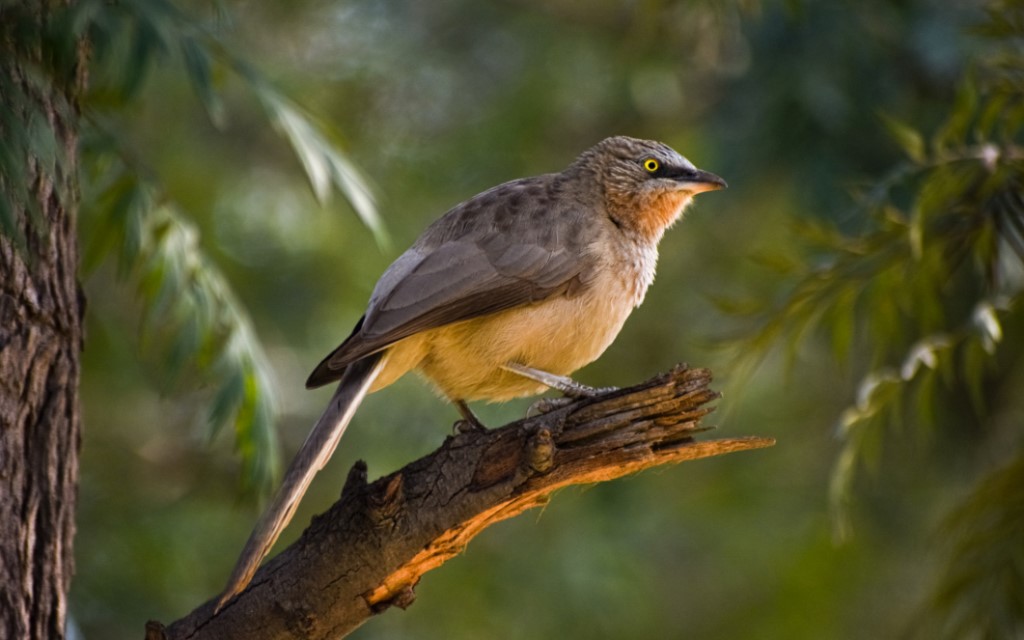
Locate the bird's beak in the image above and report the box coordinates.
[680,169,727,194]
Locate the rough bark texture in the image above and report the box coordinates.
[153,365,774,640]
[0,2,84,638]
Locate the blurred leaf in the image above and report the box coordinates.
[976,91,1008,139]
[913,365,938,436]
[880,112,926,163]
[726,4,1024,555]
[934,79,978,153]
[253,85,389,249]
[133,203,281,491]
[961,333,988,415]
[179,34,224,127]
[80,156,282,491]
[208,366,245,440]
[0,61,60,250]
[749,250,805,275]
[972,299,1004,351]
[826,286,856,363]
[706,293,768,316]
[918,453,1024,640]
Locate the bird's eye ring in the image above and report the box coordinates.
[643,158,660,173]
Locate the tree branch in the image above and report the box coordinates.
[150,364,774,640]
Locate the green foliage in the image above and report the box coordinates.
[722,0,1024,633]
[917,453,1024,640]
[730,0,1024,497]
[1,0,386,490]
[0,68,53,248]
[73,0,383,228]
[81,161,280,489]
[0,2,78,250]
[251,83,388,249]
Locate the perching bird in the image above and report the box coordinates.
[217,135,726,609]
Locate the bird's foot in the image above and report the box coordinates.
[527,396,573,417]
[453,417,487,434]
[453,399,488,433]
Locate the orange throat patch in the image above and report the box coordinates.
[630,189,691,241]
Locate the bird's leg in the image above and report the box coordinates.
[453,399,488,433]
[501,362,619,399]
[503,363,619,417]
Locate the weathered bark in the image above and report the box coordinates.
[153,365,773,640]
[0,2,84,638]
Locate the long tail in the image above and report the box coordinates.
[216,350,388,611]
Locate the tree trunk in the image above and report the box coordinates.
[0,2,84,638]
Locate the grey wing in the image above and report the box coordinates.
[306,186,593,387]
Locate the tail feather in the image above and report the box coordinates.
[216,350,388,611]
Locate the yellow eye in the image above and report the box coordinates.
[643,158,660,173]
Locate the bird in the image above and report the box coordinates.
[216,135,726,610]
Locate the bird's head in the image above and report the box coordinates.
[571,136,726,241]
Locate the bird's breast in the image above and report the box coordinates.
[593,225,661,310]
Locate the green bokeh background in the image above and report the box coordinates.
[69,1,997,637]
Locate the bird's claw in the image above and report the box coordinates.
[453,399,488,433]
[453,417,488,434]
[527,396,573,417]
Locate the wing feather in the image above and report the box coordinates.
[306,175,595,387]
